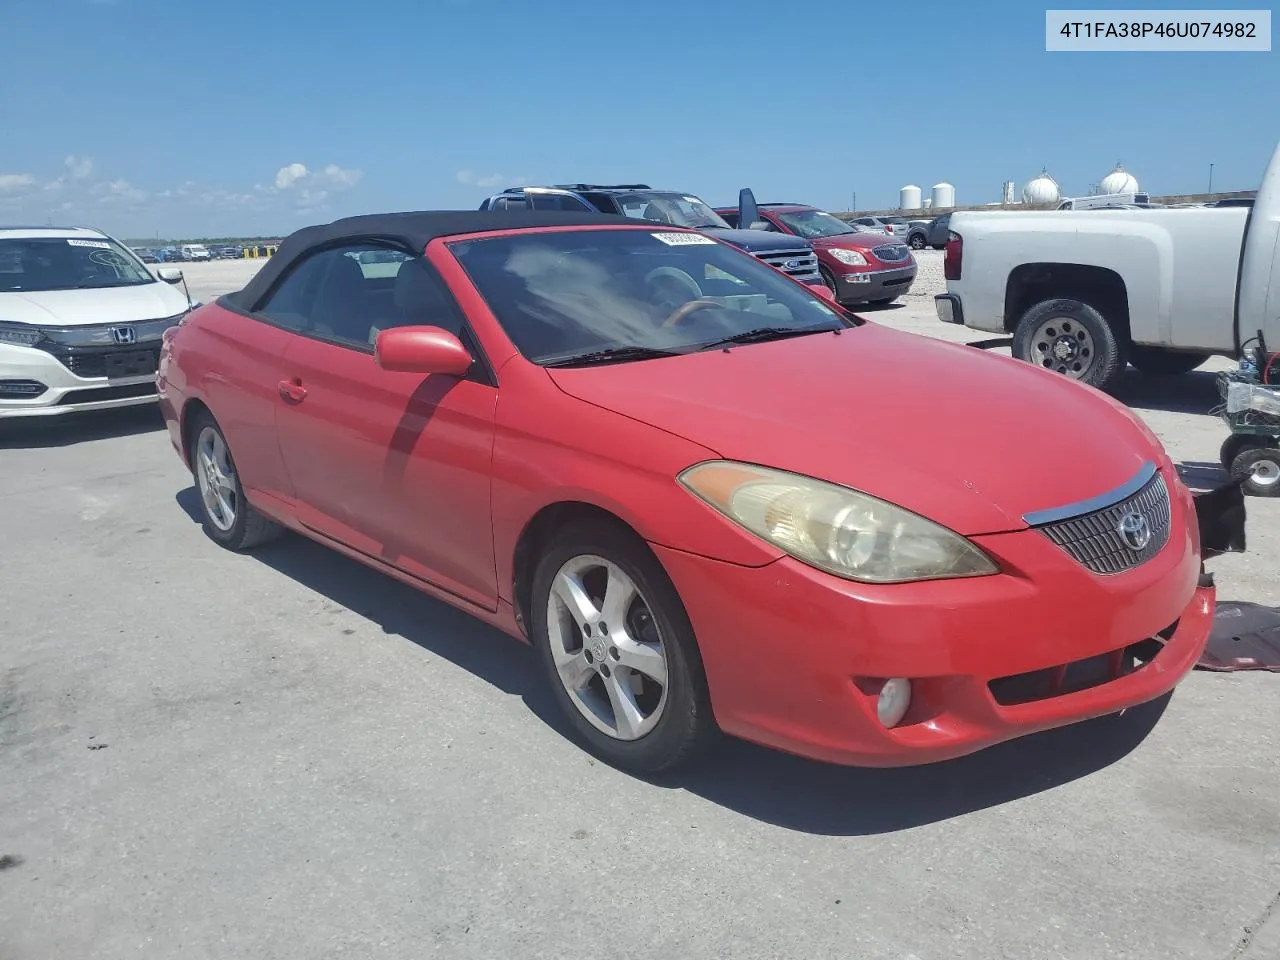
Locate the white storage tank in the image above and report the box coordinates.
[931,182,955,209]
[1099,162,1139,195]
[1022,170,1061,205]
[899,184,922,210]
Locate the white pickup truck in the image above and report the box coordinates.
[934,141,1280,393]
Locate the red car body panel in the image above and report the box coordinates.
[158,221,1214,767]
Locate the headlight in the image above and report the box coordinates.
[678,461,998,584]
[0,323,42,347]
[828,248,869,266]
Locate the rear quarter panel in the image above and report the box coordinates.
[949,209,1248,350]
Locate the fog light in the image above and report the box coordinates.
[877,678,912,728]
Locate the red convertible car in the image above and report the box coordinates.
[159,209,1217,774]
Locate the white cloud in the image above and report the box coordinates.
[319,164,362,187]
[275,162,309,190]
[65,155,94,180]
[457,169,517,189]
[94,178,148,204]
[0,173,37,195]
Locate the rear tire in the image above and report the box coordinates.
[1129,345,1211,376]
[908,233,926,250]
[529,520,717,774]
[1012,298,1126,393]
[1230,447,1280,498]
[188,410,282,551]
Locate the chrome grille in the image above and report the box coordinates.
[755,248,821,281]
[1034,472,1171,575]
[872,243,911,263]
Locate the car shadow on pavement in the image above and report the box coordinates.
[0,405,166,449]
[1111,368,1222,415]
[175,485,1172,836]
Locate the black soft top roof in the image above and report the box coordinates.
[226,209,647,310]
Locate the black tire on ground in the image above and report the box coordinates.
[930,243,946,250]
[1012,297,1127,393]
[529,520,717,774]
[1219,433,1272,471]
[908,233,926,250]
[1128,345,1211,376]
[188,409,282,551]
[870,298,896,306]
[1230,446,1280,498]
[819,266,840,299]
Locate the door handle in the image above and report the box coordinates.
[278,379,307,403]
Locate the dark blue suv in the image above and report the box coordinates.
[479,184,823,287]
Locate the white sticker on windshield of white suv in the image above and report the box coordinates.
[651,232,716,246]
[66,239,112,249]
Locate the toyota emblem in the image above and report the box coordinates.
[1116,510,1152,551]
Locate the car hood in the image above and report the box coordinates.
[0,281,192,326]
[546,324,1161,536]
[703,228,815,253]
[807,232,885,251]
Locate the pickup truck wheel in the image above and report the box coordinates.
[1128,345,1211,376]
[1231,447,1280,497]
[909,234,926,250]
[1012,298,1125,392]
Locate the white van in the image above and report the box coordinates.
[180,243,211,261]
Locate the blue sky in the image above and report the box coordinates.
[1,0,1276,237]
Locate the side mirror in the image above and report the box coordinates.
[157,267,184,284]
[813,284,837,303]
[375,325,473,376]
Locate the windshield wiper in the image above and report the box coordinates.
[542,345,685,368]
[696,324,839,351]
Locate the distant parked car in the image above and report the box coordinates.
[907,213,952,250]
[714,201,917,306]
[212,245,242,259]
[851,216,910,239]
[131,247,159,263]
[180,244,212,262]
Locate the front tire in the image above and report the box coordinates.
[1231,446,1280,498]
[908,233,926,250]
[1129,345,1211,377]
[529,521,716,774]
[189,411,281,551]
[1012,298,1126,393]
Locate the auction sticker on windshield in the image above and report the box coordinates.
[66,239,112,249]
[651,232,717,246]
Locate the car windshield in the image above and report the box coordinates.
[609,192,732,230]
[0,237,155,292]
[773,209,860,239]
[449,228,852,365]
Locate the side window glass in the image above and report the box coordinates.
[257,242,416,348]
[375,258,467,340]
[256,254,326,331]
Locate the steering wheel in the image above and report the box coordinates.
[660,298,721,328]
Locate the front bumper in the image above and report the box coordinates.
[0,342,161,419]
[653,472,1211,767]
[834,265,916,303]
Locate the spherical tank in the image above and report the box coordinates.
[1099,162,1139,195]
[931,182,955,209]
[1022,171,1061,205]
[900,184,922,210]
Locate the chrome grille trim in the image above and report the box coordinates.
[754,248,821,280]
[1023,462,1158,527]
[872,243,911,262]
[1032,470,1172,576]
[37,314,187,346]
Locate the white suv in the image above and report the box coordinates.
[0,226,197,418]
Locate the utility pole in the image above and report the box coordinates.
[1208,163,1214,194]
[850,190,857,213]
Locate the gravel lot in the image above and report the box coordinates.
[2,254,1278,960]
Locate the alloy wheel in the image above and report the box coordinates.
[195,426,238,532]
[545,554,669,741]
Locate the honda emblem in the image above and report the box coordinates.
[110,326,137,345]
